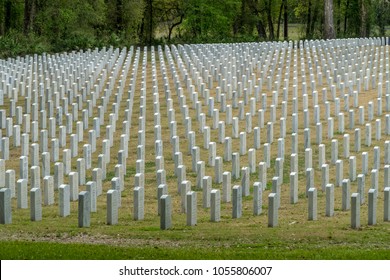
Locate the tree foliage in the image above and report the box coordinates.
[0,0,389,57]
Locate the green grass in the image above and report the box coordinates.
[1,240,389,260]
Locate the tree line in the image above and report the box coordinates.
[0,0,389,57]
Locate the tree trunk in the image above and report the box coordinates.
[266,0,274,40]
[168,15,183,42]
[256,19,267,40]
[0,1,4,35]
[237,0,246,35]
[283,0,288,41]
[116,0,123,31]
[336,0,341,35]
[360,0,367,37]
[142,0,153,45]
[276,2,283,40]
[324,0,335,39]
[306,0,312,38]
[378,1,387,36]
[344,0,349,36]
[149,0,153,45]
[310,1,318,37]
[248,0,267,40]
[4,0,11,33]
[24,0,35,35]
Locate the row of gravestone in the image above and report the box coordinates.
[2,44,388,153]
[2,178,390,229]
[175,41,388,99]
[0,38,390,230]
[0,47,141,226]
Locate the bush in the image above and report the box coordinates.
[53,32,98,52]
[0,30,51,58]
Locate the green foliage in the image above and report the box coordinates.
[181,0,240,42]
[0,0,389,57]
[1,240,390,260]
[0,30,51,58]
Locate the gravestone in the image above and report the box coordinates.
[202,176,211,208]
[268,193,278,227]
[351,193,361,229]
[92,168,103,196]
[326,184,335,217]
[134,187,144,220]
[258,162,267,190]
[253,182,263,215]
[232,153,240,179]
[177,165,186,194]
[210,189,221,222]
[272,176,281,208]
[43,176,54,206]
[224,137,232,161]
[336,160,343,187]
[180,181,191,213]
[19,156,28,180]
[69,172,79,201]
[308,188,317,221]
[248,148,256,174]
[30,187,42,221]
[357,174,365,205]
[214,157,222,183]
[30,165,41,189]
[371,169,379,197]
[157,184,167,216]
[306,168,314,196]
[16,179,27,209]
[59,184,70,217]
[222,171,231,203]
[209,142,216,166]
[111,177,122,208]
[342,179,351,211]
[0,188,11,224]
[160,195,172,230]
[186,191,197,226]
[384,187,390,222]
[241,167,250,196]
[232,185,242,218]
[290,172,298,204]
[86,181,97,213]
[5,169,15,198]
[305,148,312,170]
[78,191,90,228]
[368,189,377,225]
[349,156,357,182]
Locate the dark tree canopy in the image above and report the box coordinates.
[0,0,389,57]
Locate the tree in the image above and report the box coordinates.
[154,0,186,42]
[306,0,312,37]
[360,0,368,37]
[276,0,284,39]
[0,0,23,34]
[324,0,335,39]
[275,0,289,40]
[336,0,341,34]
[375,0,390,37]
[265,0,275,40]
[139,0,154,44]
[182,0,240,42]
[283,0,288,40]
[24,0,35,34]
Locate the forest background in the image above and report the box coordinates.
[0,0,389,58]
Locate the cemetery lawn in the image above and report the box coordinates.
[2,42,390,260]
[1,240,390,259]
[1,217,390,259]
